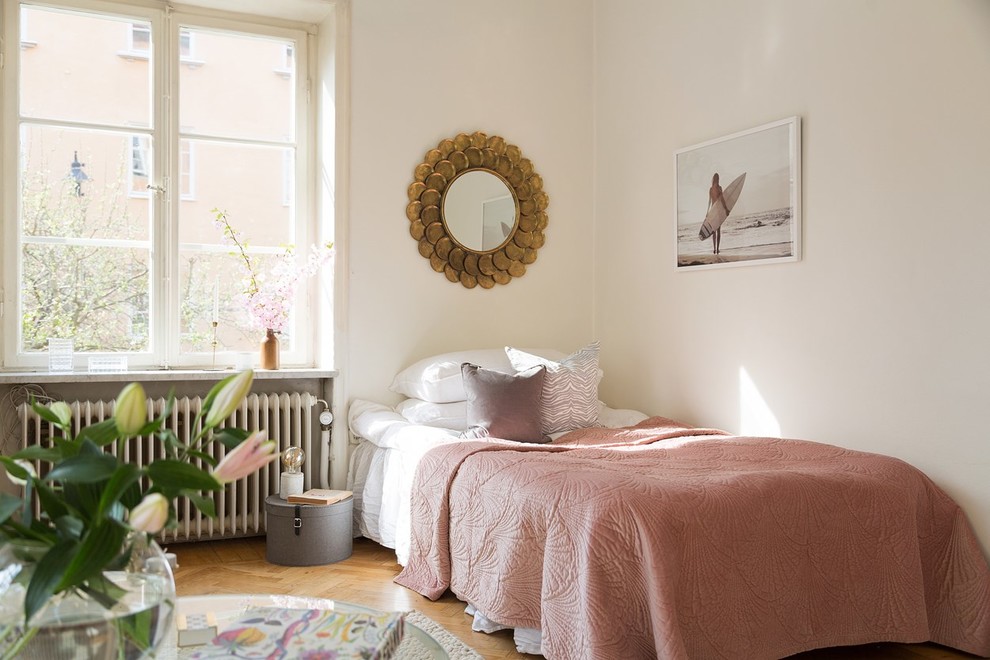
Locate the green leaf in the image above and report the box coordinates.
[22,480,34,527]
[54,519,127,593]
[159,389,176,420]
[45,452,118,484]
[147,460,222,492]
[0,456,32,481]
[0,492,23,525]
[34,482,70,520]
[158,429,179,446]
[184,449,218,467]
[120,480,144,510]
[76,419,122,447]
[26,519,58,543]
[30,400,68,428]
[212,427,251,450]
[53,514,85,540]
[159,431,181,460]
[25,539,76,622]
[12,445,63,462]
[96,463,142,520]
[61,483,104,524]
[120,602,154,650]
[79,573,125,610]
[184,492,217,518]
[137,418,164,437]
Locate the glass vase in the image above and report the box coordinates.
[0,533,175,659]
[260,328,280,370]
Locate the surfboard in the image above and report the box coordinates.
[698,172,746,240]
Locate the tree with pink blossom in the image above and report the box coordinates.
[213,209,333,334]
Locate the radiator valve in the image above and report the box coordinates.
[317,399,333,430]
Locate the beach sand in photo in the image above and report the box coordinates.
[677,207,793,267]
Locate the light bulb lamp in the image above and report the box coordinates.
[279,446,306,499]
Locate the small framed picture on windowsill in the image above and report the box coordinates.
[674,116,801,271]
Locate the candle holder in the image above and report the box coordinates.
[210,321,219,370]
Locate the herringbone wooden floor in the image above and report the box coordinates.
[171,536,977,660]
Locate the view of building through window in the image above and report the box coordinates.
[11,3,307,365]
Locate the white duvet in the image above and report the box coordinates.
[346,399,648,566]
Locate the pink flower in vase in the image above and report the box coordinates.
[213,209,333,335]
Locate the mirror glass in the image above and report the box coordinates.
[442,170,517,252]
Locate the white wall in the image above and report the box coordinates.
[594,0,990,551]
[346,0,595,403]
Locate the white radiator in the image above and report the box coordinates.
[17,392,318,542]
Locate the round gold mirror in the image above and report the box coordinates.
[443,170,517,253]
[406,131,549,289]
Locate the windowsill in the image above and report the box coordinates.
[0,367,337,385]
[117,49,150,61]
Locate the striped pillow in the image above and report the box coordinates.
[505,342,601,434]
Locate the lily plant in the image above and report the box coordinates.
[0,370,277,629]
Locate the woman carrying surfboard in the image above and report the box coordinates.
[698,172,746,255]
[708,173,729,255]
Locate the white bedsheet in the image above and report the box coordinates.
[347,400,464,564]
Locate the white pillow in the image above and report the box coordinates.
[505,341,601,434]
[395,399,468,431]
[389,348,566,403]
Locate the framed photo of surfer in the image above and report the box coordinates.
[674,116,801,270]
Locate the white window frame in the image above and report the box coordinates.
[0,0,320,370]
[129,22,150,53]
[178,138,195,201]
[19,5,37,48]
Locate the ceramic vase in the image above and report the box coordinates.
[260,328,280,370]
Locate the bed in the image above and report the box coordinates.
[348,345,990,659]
[394,417,990,659]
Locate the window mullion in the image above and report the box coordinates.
[152,6,173,368]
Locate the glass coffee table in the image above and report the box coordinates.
[166,594,448,659]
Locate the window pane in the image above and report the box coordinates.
[177,141,293,246]
[179,29,294,142]
[177,251,297,354]
[20,124,152,241]
[20,7,151,128]
[177,141,297,354]
[21,244,150,352]
[5,3,315,367]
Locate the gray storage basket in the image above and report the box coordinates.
[265,494,353,566]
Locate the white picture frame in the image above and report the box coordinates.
[675,116,801,270]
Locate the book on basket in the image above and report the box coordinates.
[286,488,352,505]
[189,607,405,659]
[177,611,219,647]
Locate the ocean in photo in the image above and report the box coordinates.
[678,207,793,267]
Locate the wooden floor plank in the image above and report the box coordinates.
[171,536,979,659]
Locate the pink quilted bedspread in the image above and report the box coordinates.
[395,417,990,659]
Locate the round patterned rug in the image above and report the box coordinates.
[398,611,484,660]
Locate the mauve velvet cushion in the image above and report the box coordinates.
[460,363,547,443]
